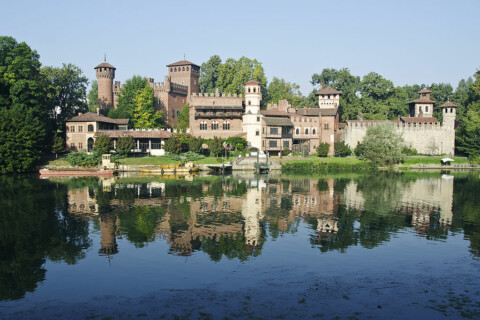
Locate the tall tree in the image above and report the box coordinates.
[108,75,146,119]
[42,63,88,132]
[456,70,480,157]
[87,80,98,112]
[0,36,48,173]
[175,104,190,132]
[216,56,267,97]
[266,77,304,106]
[199,55,222,93]
[131,85,163,129]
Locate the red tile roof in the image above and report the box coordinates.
[439,101,458,108]
[418,88,432,94]
[408,97,436,104]
[67,112,129,124]
[400,117,440,123]
[96,130,171,139]
[245,80,261,86]
[316,87,342,95]
[166,60,200,68]
[94,62,116,69]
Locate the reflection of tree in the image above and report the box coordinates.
[0,175,91,301]
[201,232,265,262]
[116,206,166,248]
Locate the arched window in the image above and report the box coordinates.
[248,88,251,93]
[253,87,256,93]
[324,123,329,130]
[182,67,185,71]
[312,128,316,135]
[223,121,230,130]
[170,68,173,72]
[295,128,299,135]
[174,67,177,72]
[211,121,218,130]
[200,121,207,130]
[426,106,429,112]
[305,128,309,135]
[88,124,94,132]
[186,67,189,71]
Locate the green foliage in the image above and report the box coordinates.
[281,160,377,173]
[165,151,205,162]
[108,75,146,119]
[456,70,480,157]
[52,133,65,156]
[0,36,48,173]
[334,142,352,157]
[354,141,365,157]
[359,122,405,166]
[402,146,418,156]
[316,143,330,157]
[199,55,222,93]
[188,136,203,153]
[266,77,304,106]
[282,147,291,156]
[66,151,100,167]
[93,134,113,155]
[87,80,98,112]
[175,104,190,132]
[208,137,224,157]
[225,136,247,151]
[163,134,183,154]
[117,135,133,156]
[132,85,163,129]
[42,63,88,131]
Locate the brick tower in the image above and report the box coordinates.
[166,60,200,97]
[95,60,116,110]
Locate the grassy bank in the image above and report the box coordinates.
[281,157,377,173]
[117,155,235,166]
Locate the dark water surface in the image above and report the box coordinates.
[1,171,480,319]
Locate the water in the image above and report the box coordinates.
[1,171,480,319]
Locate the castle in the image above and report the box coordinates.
[95,59,457,156]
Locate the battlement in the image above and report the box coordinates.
[346,119,443,129]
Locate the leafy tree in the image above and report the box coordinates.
[175,104,190,132]
[334,141,352,157]
[117,135,133,156]
[87,80,98,112]
[93,134,113,155]
[282,147,291,156]
[132,85,163,129]
[0,36,49,173]
[42,63,88,132]
[108,75,146,119]
[225,136,247,151]
[188,136,203,153]
[208,137,224,157]
[266,77,304,106]
[456,70,480,157]
[199,55,222,93]
[317,142,330,157]
[359,122,405,166]
[164,134,183,154]
[52,133,65,158]
[297,89,318,109]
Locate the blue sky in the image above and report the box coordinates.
[2,0,479,95]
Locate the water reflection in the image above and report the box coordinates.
[1,171,480,301]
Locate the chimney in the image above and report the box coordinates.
[96,108,100,115]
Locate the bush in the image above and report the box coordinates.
[403,146,418,156]
[66,152,101,167]
[94,134,113,155]
[52,133,65,157]
[117,135,133,156]
[334,142,352,157]
[164,134,183,154]
[360,122,405,166]
[354,142,365,157]
[165,151,205,162]
[282,147,291,156]
[226,137,247,151]
[208,137,225,157]
[316,143,330,157]
[188,137,203,153]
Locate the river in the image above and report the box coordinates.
[1,171,479,319]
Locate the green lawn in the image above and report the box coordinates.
[402,156,470,165]
[118,156,235,165]
[46,158,70,167]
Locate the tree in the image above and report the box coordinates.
[87,80,98,112]
[164,134,183,154]
[42,63,89,132]
[117,135,133,156]
[93,134,113,155]
[175,104,190,132]
[208,137,224,157]
[188,136,203,153]
[131,86,163,129]
[266,77,304,106]
[456,70,480,158]
[109,75,146,119]
[199,55,222,93]
[359,122,405,166]
[317,143,330,157]
[52,133,65,158]
[334,142,352,157]
[0,36,49,173]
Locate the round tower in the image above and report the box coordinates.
[244,80,262,114]
[94,61,116,110]
[242,80,263,150]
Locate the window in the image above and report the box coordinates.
[253,88,256,93]
[186,67,189,71]
[426,106,429,112]
[174,67,177,72]
[248,88,251,93]
[248,100,251,105]
[324,123,329,130]
[257,117,260,122]
[283,141,289,148]
[194,80,196,85]
[211,121,218,130]
[200,121,207,130]
[223,121,230,130]
[176,110,180,116]
[182,67,185,71]
[88,125,94,132]
[256,130,259,136]
[263,127,265,134]
[78,143,83,150]
[70,143,75,150]
[78,126,83,132]
[269,140,277,148]
[312,128,316,135]
[70,126,75,133]
[172,110,175,118]
[295,128,299,135]
[170,68,173,72]
[305,128,309,135]
[270,128,278,135]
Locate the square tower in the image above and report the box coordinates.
[166,60,200,97]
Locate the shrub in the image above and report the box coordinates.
[208,137,225,157]
[226,137,247,151]
[360,122,405,166]
[282,147,291,156]
[66,152,100,167]
[354,142,365,157]
[164,134,183,154]
[316,143,330,157]
[117,135,133,156]
[52,133,65,158]
[334,142,352,157]
[402,146,418,156]
[94,134,113,155]
[189,137,203,153]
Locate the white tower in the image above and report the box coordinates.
[242,80,263,150]
[439,101,458,156]
[316,85,341,109]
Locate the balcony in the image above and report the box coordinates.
[195,113,242,119]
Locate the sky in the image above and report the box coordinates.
[1,0,479,95]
